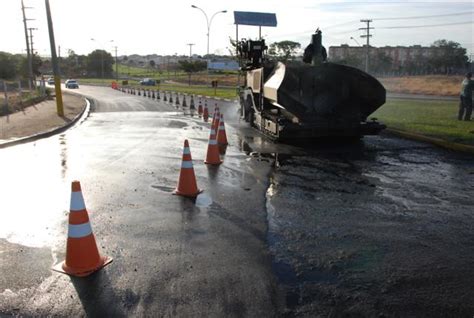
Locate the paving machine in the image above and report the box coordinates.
[237,29,386,140]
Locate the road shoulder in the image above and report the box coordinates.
[0,93,87,148]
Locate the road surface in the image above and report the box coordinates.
[1,86,473,316]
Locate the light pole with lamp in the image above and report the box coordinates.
[90,38,113,78]
[191,5,227,56]
[350,36,361,46]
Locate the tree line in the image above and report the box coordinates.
[248,39,470,76]
[0,49,114,80]
[328,39,469,75]
[0,52,42,80]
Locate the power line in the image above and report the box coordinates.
[378,20,474,29]
[374,11,474,21]
[324,20,359,30]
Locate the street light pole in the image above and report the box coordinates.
[191,5,226,56]
[187,43,195,58]
[350,36,361,46]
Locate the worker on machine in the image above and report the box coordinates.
[303,28,327,65]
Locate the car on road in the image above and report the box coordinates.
[140,78,156,86]
[65,79,79,89]
[47,77,55,85]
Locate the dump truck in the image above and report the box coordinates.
[237,30,386,140]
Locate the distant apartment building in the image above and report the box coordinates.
[328,44,465,71]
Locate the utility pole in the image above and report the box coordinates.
[45,0,64,116]
[21,0,34,91]
[187,43,195,58]
[58,45,61,75]
[113,46,118,81]
[28,27,37,82]
[359,19,373,73]
[28,28,37,56]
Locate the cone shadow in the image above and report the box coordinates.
[71,270,134,317]
[218,144,228,155]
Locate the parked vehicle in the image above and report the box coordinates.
[47,77,55,85]
[140,78,156,86]
[65,79,79,89]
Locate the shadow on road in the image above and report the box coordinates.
[71,270,133,317]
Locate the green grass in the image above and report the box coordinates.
[76,77,238,99]
[115,64,187,80]
[159,83,237,99]
[373,99,474,145]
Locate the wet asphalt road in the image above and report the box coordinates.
[1,86,474,317]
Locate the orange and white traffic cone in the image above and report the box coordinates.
[205,126,223,165]
[217,113,228,145]
[203,104,209,122]
[53,181,112,277]
[174,140,202,197]
[198,99,203,116]
[212,106,220,131]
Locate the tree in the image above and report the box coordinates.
[428,39,468,74]
[372,51,393,74]
[86,49,114,78]
[18,53,42,78]
[268,41,301,62]
[61,50,87,78]
[178,60,207,85]
[330,53,364,70]
[0,52,18,79]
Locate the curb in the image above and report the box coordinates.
[0,97,91,149]
[386,128,474,155]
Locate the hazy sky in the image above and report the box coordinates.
[1,0,473,58]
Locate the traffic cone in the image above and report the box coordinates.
[164,92,167,102]
[138,89,141,96]
[157,90,161,100]
[205,126,223,165]
[182,95,187,107]
[176,94,180,106]
[152,90,155,99]
[203,104,209,122]
[174,140,202,197]
[212,105,220,131]
[190,95,195,110]
[217,113,228,145]
[169,94,173,104]
[53,181,112,277]
[198,100,203,116]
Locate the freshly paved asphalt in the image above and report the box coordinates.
[1,85,473,316]
[0,86,280,316]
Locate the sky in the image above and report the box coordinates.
[1,0,473,58]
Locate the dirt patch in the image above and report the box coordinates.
[379,75,462,96]
[0,93,86,141]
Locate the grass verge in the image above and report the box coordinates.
[77,78,238,99]
[373,99,474,146]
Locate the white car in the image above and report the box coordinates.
[65,79,79,89]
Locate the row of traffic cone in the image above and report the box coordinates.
[115,86,220,122]
[52,109,229,277]
[174,107,229,197]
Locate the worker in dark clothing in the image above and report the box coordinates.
[458,72,474,121]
